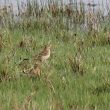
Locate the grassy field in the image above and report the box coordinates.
[0,1,110,110]
[0,25,110,110]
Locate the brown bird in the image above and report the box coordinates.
[23,63,41,78]
[34,44,51,62]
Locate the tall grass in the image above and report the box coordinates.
[0,0,109,31]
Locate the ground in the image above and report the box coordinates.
[0,27,110,110]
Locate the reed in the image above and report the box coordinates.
[0,0,109,32]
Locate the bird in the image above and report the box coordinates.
[29,63,41,77]
[23,63,41,78]
[34,44,51,62]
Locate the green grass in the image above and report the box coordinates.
[0,26,110,110]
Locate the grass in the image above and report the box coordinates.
[0,0,110,110]
[0,26,110,110]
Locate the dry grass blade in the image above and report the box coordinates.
[21,91,36,110]
[44,74,55,94]
[106,31,110,44]
[0,33,5,50]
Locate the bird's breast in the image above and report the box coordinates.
[42,50,50,60]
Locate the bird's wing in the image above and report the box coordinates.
[39,49,48,56]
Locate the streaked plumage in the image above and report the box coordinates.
[35,44,51,62]
[23,63,41,77]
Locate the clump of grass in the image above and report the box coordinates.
[48,97,64,110]
[43,74,55,95]
[0,34,4,51]
[68,52,85,76]
[17,35,33,50]
[0,69,9,82]
[48,3,59,17]
[85,29,110,47]
[21,91,37,110]
[91,82,110,95]
[0,58,16,82]
[106,31,110,44]
[12,91,38,110]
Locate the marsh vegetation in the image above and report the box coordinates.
[0,0,110,110]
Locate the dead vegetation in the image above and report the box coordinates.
[68,53,85,76]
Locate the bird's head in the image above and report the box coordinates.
[45,44,52,50]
